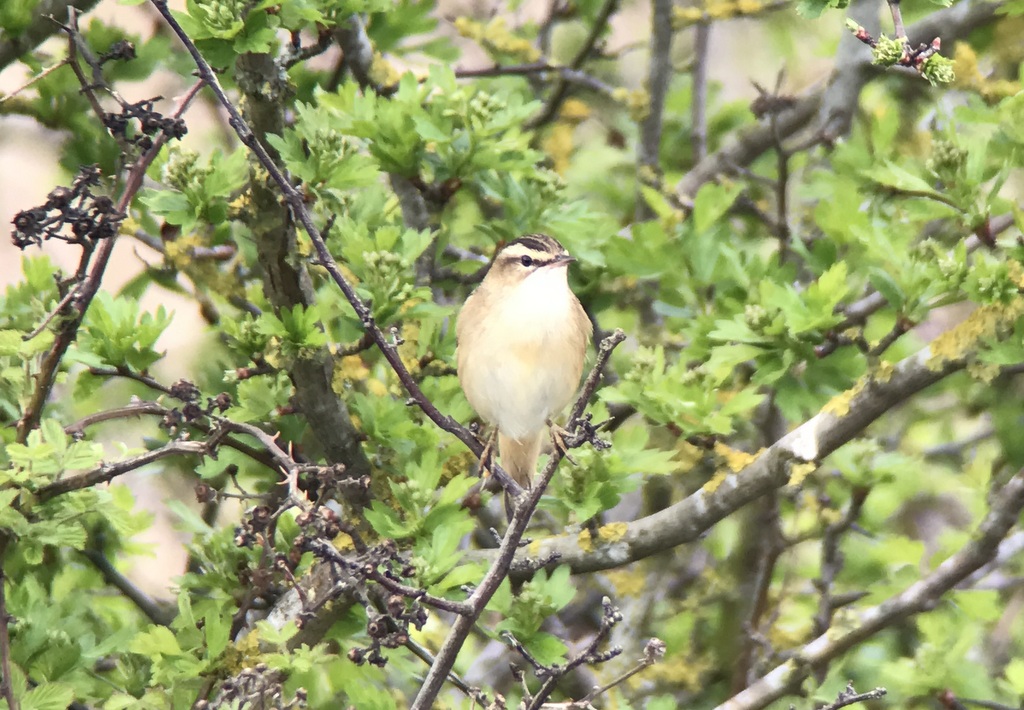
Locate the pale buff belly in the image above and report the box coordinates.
[463,337,579,440]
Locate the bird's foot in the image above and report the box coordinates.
[548,420,578,465]
[479,429,498,477]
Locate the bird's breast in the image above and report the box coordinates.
[459,275,585,440]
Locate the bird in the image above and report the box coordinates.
[456,234,592,516]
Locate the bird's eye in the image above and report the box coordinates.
[520,255,534,267]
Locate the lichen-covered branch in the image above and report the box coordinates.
[480,308,1023,578]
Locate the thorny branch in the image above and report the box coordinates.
[521,597,624,710]
[819,682,888,710]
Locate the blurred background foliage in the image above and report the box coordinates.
[1,0,1024,707]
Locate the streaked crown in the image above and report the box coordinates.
[494,233,573,273]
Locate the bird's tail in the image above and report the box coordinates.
[498,431,543,519]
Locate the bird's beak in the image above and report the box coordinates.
[552,253,576,266]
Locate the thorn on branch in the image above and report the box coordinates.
[820,681,887,710]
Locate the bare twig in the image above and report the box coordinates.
[455,61,615,96]
[526,0,619,129]
[820,682,887,710]
[580,638,666,705]
[523,597,624,709]
[64,401,171,436]
[635,0,675,222]
[36,439,212,502]
[15,79,202,443]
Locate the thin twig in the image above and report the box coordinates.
[36,440,212,502]
[65,401,170,436]
[820,682,887,710]
[635,0,674,222]
[691,23,711,163]
[581,638,666,704]
[524,597,623,709]
[455,62,615,95]
[887,0,907,40]
[80,547,174,626]
[526,0,619,129]
[22,286,79,341]
[15,79,202,443]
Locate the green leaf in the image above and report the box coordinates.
[204,608,230,659]
[868,268,905,309]
[1005,658,1024,695]
[129,626,183,657]
[692,181,743,233]
[20,683,74,710]
[519,632,567,666]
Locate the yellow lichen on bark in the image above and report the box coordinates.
[822,376,867,418]
[713,442,760,472]
[788,461,817,487]
[927,298,1024,371]
[577,522,629,552]
[702,468,729,494]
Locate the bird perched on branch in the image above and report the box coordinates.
[456,234,592,516]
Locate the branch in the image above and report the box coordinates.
[409,330,626,710]
[454,61,615,96]
[80,547,174,626]
[36,439,211,502]
[526,0,619,129]
[15,79,202,443]
[717,468,1024,710]
[464,322,1019,579]
[673,0,1003,201]
[635,0,675,222]
[819,682,887,710]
